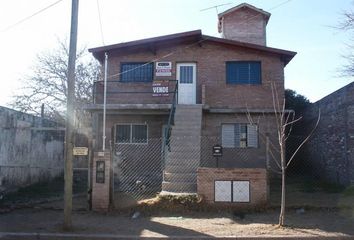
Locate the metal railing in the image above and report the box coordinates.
[162,80,178,169]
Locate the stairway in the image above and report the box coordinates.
[161,104,202,193]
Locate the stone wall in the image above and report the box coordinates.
[304,82,354,185]
[0,106,64,188]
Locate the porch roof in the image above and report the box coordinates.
[88,30,296,65]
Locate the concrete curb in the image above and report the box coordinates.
[0,232,354,240]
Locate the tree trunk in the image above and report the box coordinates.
[279,141,286,226]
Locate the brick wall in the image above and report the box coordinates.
[220,7,267,45]
[201,113,279,169]
[304,82,354,186]
[98,41,284,109]
[92,151,111,211]
[197,167,267,205]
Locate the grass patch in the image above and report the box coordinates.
[342,185,354,197]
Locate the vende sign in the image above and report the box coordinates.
[156,62,172,76]
[152,81,169,97]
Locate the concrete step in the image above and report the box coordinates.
[170,130,201,136]
[161,181,197,193]
[164,172,197,182]
[170,132,201,138]
[165,159,200,168]
[167,147,200,155]
[167,151,200,160]
[176,104,203,109]
[173,119,202,125]
[164,165,197,173]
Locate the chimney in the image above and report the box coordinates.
[218,3,270,46]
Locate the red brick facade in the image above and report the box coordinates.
[96,41,285,109]
[92,151,111,212]
[197,167,268,205]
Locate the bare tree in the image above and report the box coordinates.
[245,82,320,226]
[11,40,100,123]
[337,7,354,77]
[271,83,320,226]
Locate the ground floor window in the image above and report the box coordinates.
[115,124,148,144]
[221,123,258,148]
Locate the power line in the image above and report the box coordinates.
[96,0,105,45]
[1,0,65,33]
[104,0,294,80]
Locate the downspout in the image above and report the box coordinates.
[102,52,108,151]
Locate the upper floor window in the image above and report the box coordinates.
[120,62,153,82]
[221,123,258,148]
[226,61,261,84]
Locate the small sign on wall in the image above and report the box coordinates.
[73,147,88,156]
[155,62,172,76]
[152,81,169,97]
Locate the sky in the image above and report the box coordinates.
[0,0,353,107]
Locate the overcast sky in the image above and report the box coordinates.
[0,0,353,108]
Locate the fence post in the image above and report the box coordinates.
[266,134,270,202]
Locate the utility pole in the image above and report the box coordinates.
[64,0,79,230]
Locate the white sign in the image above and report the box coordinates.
[156,62,172,76]
[152,81,169,97]
[73,147,88,156]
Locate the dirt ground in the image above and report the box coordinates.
[0,207,353,238]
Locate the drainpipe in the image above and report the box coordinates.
[102,52,108,151]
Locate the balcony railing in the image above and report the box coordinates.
[92,80,178,105]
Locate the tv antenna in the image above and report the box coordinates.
[200,2,232,15]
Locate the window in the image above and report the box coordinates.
[179,66,193,84]
[226,61,261,84]
[120,62,153,82]
[221,123,258,148]
[115,124,148,144]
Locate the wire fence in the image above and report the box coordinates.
[111,135,354,209]
[1,135,353,210]
[0,166,88,209]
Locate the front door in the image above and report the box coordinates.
[177,63,196,104]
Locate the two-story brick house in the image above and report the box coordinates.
[87,3,296,207]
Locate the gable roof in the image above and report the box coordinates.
[218,3,271,24]
[89,30,296,65]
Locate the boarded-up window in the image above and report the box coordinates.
[222,123,258,148]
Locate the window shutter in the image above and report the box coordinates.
[247,124,258,148]
[249,62,261,84]
[234,124,241,147]
[237,62,250,84]
[222,124,235,148]
[226,62,237,84]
